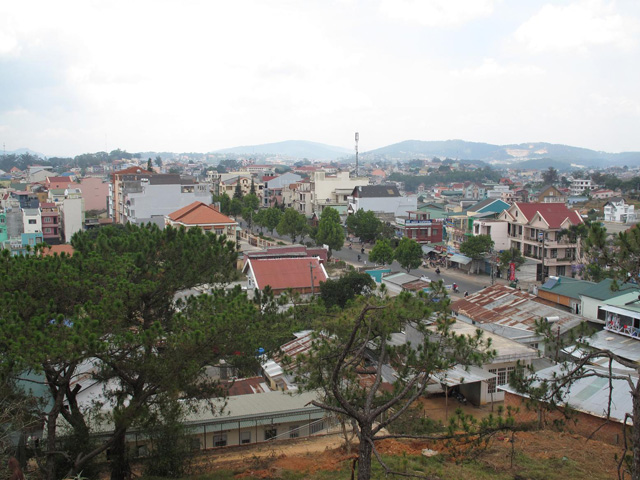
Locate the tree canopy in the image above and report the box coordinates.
[393,237,423,273]
[346,210,383,244]
[277,208,308,243]
[314,207,344,258]
[460,234,494,274]
[369,238,394,266]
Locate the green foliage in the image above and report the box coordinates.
[319,271,375,309]
[233,182,243,199]
[142,400,193,478]
[345,210,383,243]
[369,238,394,266]
[542,167,559,185]
[498,248,525,272]
[277,208,308,243]
[229,198,243,216]
[460,235,494,274]
[315,207,344,258]
[394,237,423,273]
[388,166,500,193]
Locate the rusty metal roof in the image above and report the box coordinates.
[451,284,583,335]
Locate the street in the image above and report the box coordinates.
[239,221,496,296]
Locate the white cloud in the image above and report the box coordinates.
[513,0,640,54]
[379,0,495,27]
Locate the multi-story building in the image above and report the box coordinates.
[40,202,61,244]
[309,171,368,215]
[0,210,7,243]
[108,168,211,225]
[570,178,596,196]
[22,208,41,234]
[347,185,417,217]
[499,202,584,281]
[535,185,567,203]
[395,211,444,244]
[165,201,238,242]
[62,192,85,242]
[262,172,302,208]
[603,197,636,223]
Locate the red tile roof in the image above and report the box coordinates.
[513,202,583,228]
[167,201,236,226]
[41,244,75,257]
[245,257,327,291]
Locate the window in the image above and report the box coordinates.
[44,228,52,234]
[264,428,277,441]
[487,370,497,394]
[289,426,300,439]
[432,229,438,236]
[310,421,324,434]
[597,307,607,322]
[28,219,36,225]
[213,433,227,447]
[44,217,52,223]
[240,431,251,444]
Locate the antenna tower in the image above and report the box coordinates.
[355,132,359,177]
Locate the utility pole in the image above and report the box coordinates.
[309,262,316,295]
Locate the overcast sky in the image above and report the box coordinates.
[1,0,639,157]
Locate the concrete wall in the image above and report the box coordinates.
[62,197,84,242]
[79,177,109,211]
[126,184,210,224]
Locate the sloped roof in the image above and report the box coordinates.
[167,201,236,225]
[538,276,596,300]
[451,284,583,336]
[41,244,75,257]
[353,185,400,198]
[513,202,583,228]
[580,279,639,300]
[245,257,327,291]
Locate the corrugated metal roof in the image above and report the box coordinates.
[581,279,639,301]
[538,276,595,300]
[501,364,634,425]
[452,284,583,335]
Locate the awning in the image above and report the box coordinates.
[601,305,640,320]
[422,246,436,254]
[434,365,495,387]
[448,253,472,265]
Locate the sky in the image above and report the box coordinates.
[1,0,639,157]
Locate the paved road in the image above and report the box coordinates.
[239,221,496,296]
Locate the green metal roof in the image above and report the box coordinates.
[538,276,596,300]
[580,278,640,301]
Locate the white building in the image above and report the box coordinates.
[604,197,636,223]
[348,185,417,216]
[570,178,596,196]
[472,218,509,250]
[62,196,85,242]
[22,208,42,234]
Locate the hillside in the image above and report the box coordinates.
[214,140,351,160]
[363,139,640,167]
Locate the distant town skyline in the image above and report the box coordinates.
[1,0,639,157]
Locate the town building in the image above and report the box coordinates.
[603,197,636,223]
[570,178,596,196]
[534,276,595,315]
[78,177,110,211]
[261,172,302,208]
[499,202,584,280]
[40,202,62,245]
[579,278,640,323]
[395,211,444,244]
[451,284,585,354]
[243,257,328,296]
[347,185,417,216]
[165,201,238,240]
[535,185,567,204]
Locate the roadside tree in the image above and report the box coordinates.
[314,207,344,259]
[277,208,308,243]
[394,237,423,273]
[460,234,494,274]
[369,238,394,266]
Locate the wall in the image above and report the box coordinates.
[79,177,109,211]
[581,296,605,323]
[62,197,84,242]
[504,392,627,445]
[126,184,210,224]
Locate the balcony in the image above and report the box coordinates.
[605,320,640,339]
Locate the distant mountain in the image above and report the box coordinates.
[214,140,351,160]
[6,148,47,158]
[363,140,640,168]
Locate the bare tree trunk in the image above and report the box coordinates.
[109,428,131,480]
[357,426,373,480]
[632,386,640,480]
